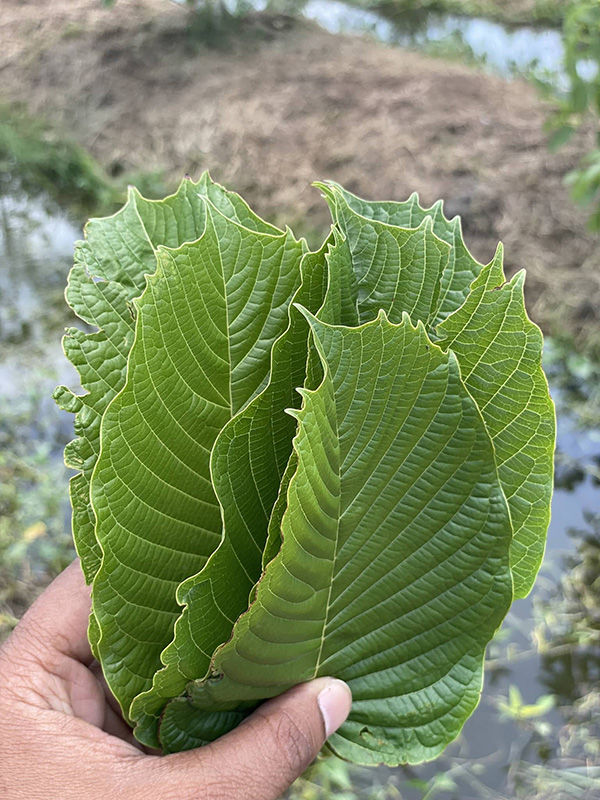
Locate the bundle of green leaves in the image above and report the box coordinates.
[55,174,555,765]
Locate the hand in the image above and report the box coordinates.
[0,560,352,800]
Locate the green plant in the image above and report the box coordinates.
[0,389,74,643]
[497,685,555,721]
[0,104,171,218]
[545,0,600,230]
[55,174,555,764]
[0,104,116,214]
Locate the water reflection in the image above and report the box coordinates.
[538,516,600,706]
[213,0,570,86]
[302,0,565,80]
[0,190,80,346]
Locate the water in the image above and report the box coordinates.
[225,0,574,88]
[301,1,566,82]
[0,190,81,348]
[0,190,82,579]
[1,189,599,798]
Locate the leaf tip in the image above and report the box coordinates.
[312,180,340,206]
[512,268,526,288]
[491,241,505,267]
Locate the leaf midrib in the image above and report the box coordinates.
[312,375,343,679]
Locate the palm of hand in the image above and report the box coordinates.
[0,561,351,800]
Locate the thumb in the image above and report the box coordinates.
[162,678,352,800]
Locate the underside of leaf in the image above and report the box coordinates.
[436,252,555,597]
[89,203,304,717]
[178,313,514,765]
[129,241,329,745]
[55,177,555,765]
[54,175,279,584]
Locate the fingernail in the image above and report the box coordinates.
[317,678,352,738]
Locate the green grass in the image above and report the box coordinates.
[0,103,171,218]
[0,104,116,214]
[372,0,568,28]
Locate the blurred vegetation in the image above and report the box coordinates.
[0,104,115,215]
[541,1,600,231]
[543,337,600,429]
[0,103,170,219]
[102,0,569,28]
[372,0,568,27]
[0,388,74,643]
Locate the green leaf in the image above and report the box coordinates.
[176,312,513,765]
[312,188,554,597]
[90,203,304,718]
[55,174,275,584]
[315,184,449,329]
[498,686,555,720]
[54,197,160,583]
[436,251,555,598]
[571,80,589,114]
[131,231,362,747]
[548,124,576,151]
[158,699,249,753]
[129,240,329,745]
[316,228,359,327]
[319,182,485,323]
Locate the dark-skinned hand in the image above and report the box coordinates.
[0,560,352,800]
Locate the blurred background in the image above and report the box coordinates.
[1,0,599,797]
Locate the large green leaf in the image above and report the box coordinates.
[316,185,555,597]
[54,196,163,584]
[90,204,304,718]
[131,229,364,747]
[319,182,484,323]
[436,252,555,597]
[54,174,277,584]
[172,312,513,765]
[129,242,330,745]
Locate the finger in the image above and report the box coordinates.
[157,678,352,800]
[103,703,144,748]
[6,559,93,666]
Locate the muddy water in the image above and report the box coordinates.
[1,190,599,797]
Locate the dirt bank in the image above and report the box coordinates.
[1,0,599,352]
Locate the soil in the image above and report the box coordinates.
[1,0,599,352]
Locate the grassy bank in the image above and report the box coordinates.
[0,103,116,214]
[0,103,170,217]
[373,0,569,27]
